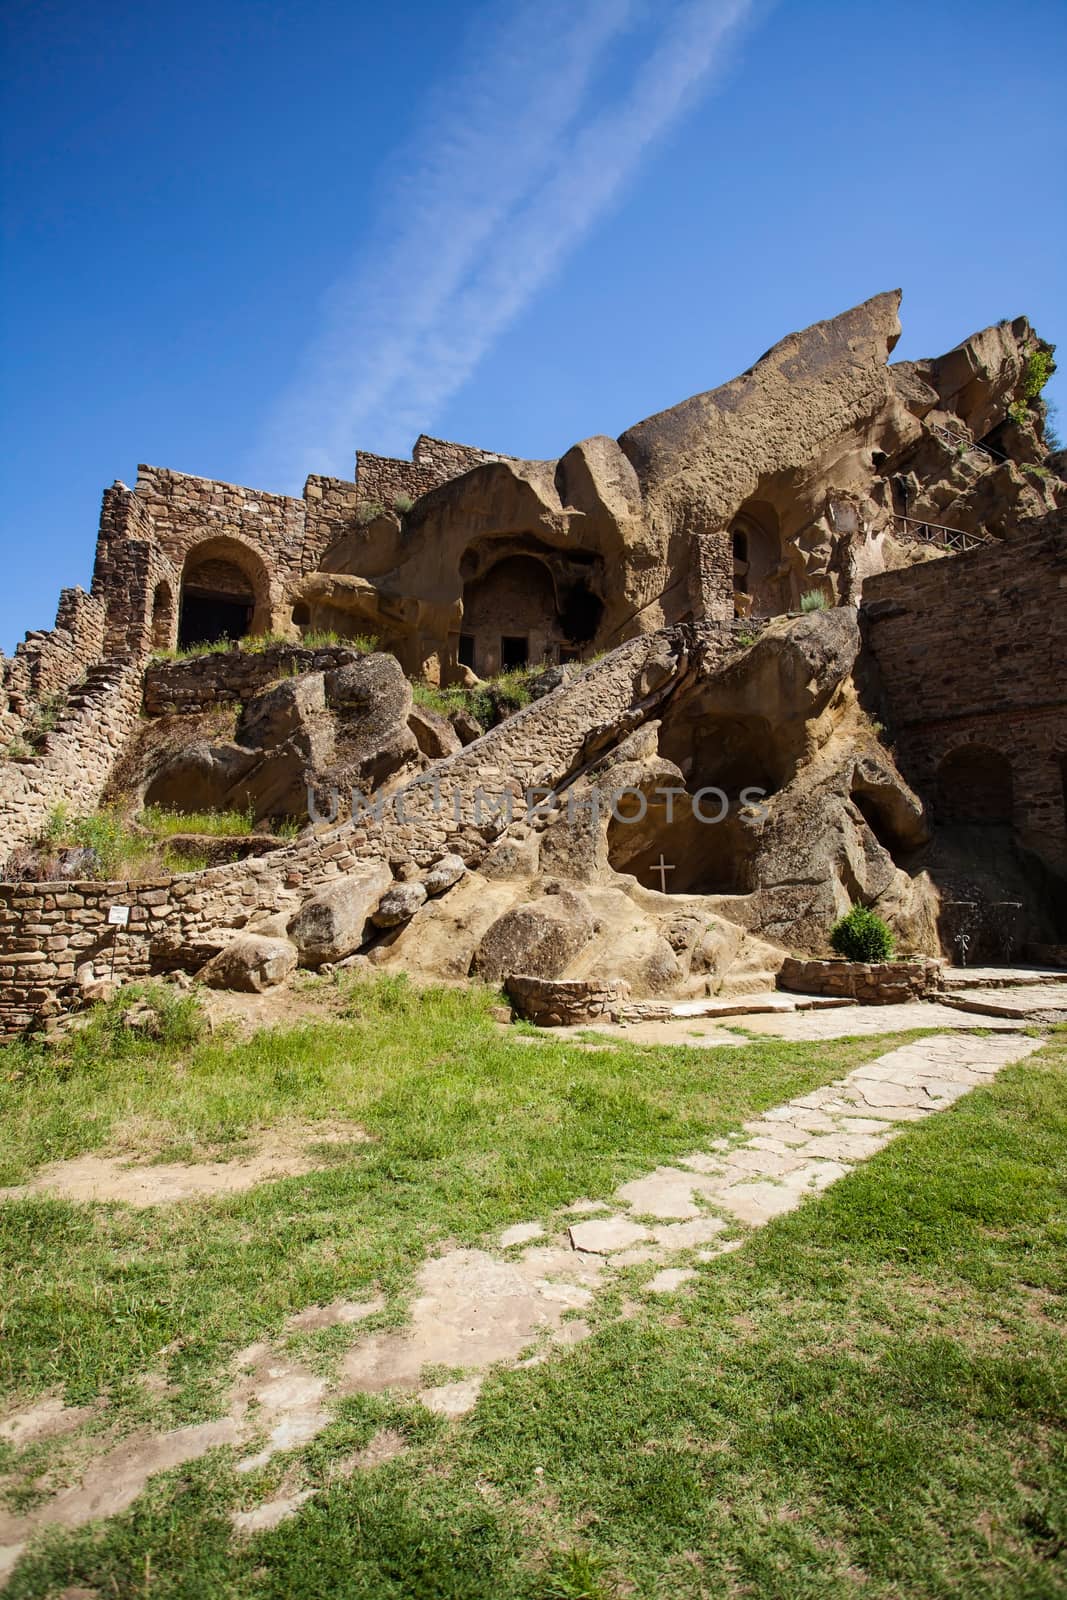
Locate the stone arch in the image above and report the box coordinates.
[178,537,272,648]
[936,744,1014,826]
[730,500,789,617]
[151,580,175,651]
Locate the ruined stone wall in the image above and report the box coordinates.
[1,588,106,737]
[355,436,511,512]
[142,644,368,717]
[0,660,145,861]
[0,630,693,1032]
[863,525,1067,864]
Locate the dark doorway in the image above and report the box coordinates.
[458,633,476,670]
[501,635,529,669]
[178,594,252,649]
[559,581,603,644]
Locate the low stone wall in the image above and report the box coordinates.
[143,644,366,717]
[506,975,632,1026]
[778,955,943,1003]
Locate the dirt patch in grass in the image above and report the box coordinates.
[0,1124,369,1207]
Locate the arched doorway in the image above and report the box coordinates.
[730,501,789,617]
[178,539,269,649]
[936,745,1014,826]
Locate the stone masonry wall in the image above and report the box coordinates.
[0,660,145,863]
[863,525,1067,867]
[356,436,511,512]
[142,644,368,717]
[0,629,697,1033]
[1,588,106,739]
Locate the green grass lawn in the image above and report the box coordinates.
[0,988,1064,1598]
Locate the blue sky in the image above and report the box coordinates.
[2,0,1064,653]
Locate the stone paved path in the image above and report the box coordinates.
[0,1029,1042,1576]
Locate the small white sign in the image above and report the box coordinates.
[107,905,131,928]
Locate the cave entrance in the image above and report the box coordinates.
[178,542,267,649]
[730,501,789,617]
[460,554,557,677]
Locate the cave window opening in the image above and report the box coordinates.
[732,528,748,561]
[501,635,529,669]
[291,602,310,628]
[458,633,476,670]
[851,788,910,867]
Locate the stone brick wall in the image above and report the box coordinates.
[0,660,145,861]
[0,628,696,1033]
[142,644,368,717]
[863,525,1067,867]
[355,436,511,512]
[1,588,106,738]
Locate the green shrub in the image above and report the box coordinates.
[830,905,895,963]
[355,499,386,526]
[1022,344,1056,400]
[800,590,829,612]
[393,493,414,514]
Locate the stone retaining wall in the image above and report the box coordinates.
[778,955,943,1003]
[143,644,367,716]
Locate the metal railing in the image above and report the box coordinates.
[927,421,1007,464]
[891,514,992,553]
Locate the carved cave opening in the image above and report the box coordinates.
[607,713,782,895]
[731,500,790,618]
[459,544,604,677]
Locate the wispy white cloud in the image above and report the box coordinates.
[256,0,755,487]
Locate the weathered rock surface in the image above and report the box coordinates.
[198,934,299,993]
[472,887,596,983]
[371,882,427,928]
[287,863,393,966]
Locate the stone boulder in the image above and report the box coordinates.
[287,862,393,966]
[423,853,466,895]
[198,934,299,993]
[236,673,328,754]
[472,887,595,983]
[372,881,428,928]
[325,653,420,790]
[408,703,462,760]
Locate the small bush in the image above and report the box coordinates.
[830,905,895,963]
[1022,344,1056,400]
[355,499,386,526]
[393,493,414,514]
[800,590,829,613]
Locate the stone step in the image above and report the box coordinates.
[614,992,852,1024]
[939,986,1067,1021]
[940,965,1067,991]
